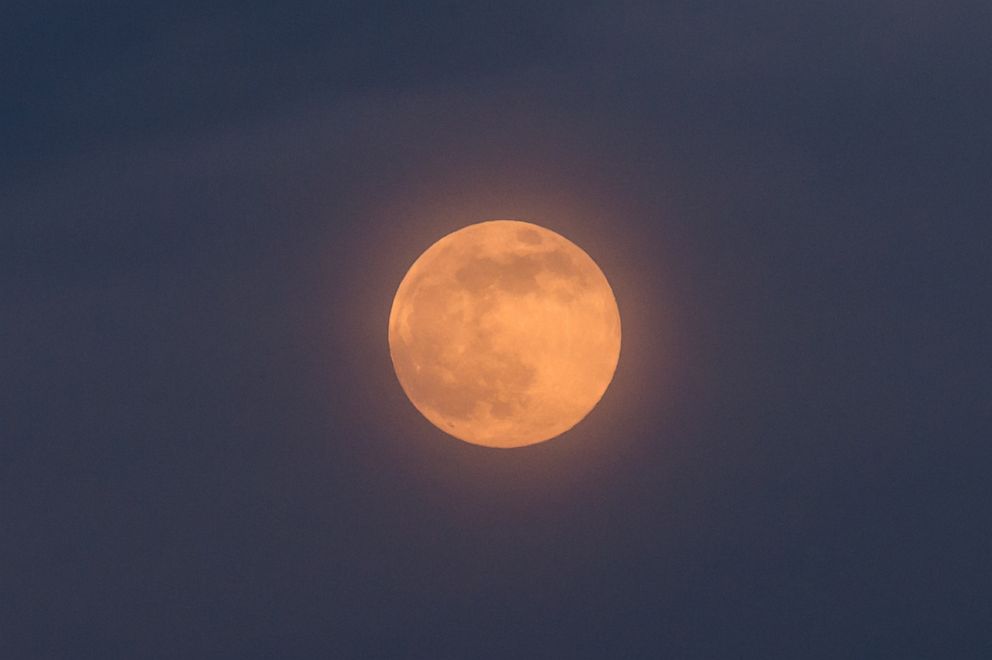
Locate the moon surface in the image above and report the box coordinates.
[388,220,621,448]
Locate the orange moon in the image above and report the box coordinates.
[388,220,621,448]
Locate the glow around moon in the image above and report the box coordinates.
[388,220,621,448]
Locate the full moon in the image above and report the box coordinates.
[388,220,621,448]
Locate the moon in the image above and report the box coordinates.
[388,220,621,448]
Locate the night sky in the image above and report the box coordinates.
[3,2,990,657]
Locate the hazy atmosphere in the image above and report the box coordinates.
[3,2,989,657]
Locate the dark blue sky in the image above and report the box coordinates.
[3,2,990,657]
